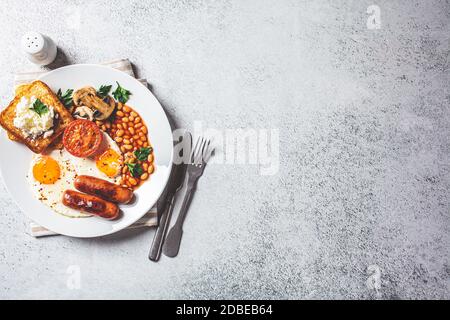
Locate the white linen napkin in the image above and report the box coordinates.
[14,59,158,237]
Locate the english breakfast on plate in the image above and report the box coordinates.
[0,80,155,221]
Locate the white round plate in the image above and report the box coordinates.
[0,64,173,237]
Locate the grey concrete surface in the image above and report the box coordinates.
[0,0,449,299]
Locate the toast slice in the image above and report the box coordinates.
[0,80,73,153]
[7,84,33,142]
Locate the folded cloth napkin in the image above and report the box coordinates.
[14,59,158,237]
[14,59,147,86]
[29,212,158,237]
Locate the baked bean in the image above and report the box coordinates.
[124,135,130,139]
[117,103,123,110]
[122,166,128,174]
[140,173,148,180]
[138,131,144,137]
[140,136,146,142]
[137,140,143,146]
[129,127,135,135]
[141,126,148,134]
[131,111,138,117]
[142,163,148,171]
[133,135,139,140]
[143,142,149,147]
[122,117,129,123]
[147,164,154,174]
[123,106,131,113]
[134,117,141,124]
[122,122,128,129]
[124,144,133,150]
[116,111,124,117]
[129,116,135,122]
[129,178,137,186]
[120,146,126,153]
[147,154,154,163]
[116,130,124,137]
[115,137,123,143]
[123,139,131,145]
[135,123,142,129]
[117,123,123,129]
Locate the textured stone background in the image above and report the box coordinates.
[0,0,449,299]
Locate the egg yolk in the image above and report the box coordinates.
[96,149,122,178]
[33,156,61,184]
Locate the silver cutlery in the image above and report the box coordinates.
[163,136,212,257]
[148,131,190,261]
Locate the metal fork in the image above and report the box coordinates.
[163,137,211,257]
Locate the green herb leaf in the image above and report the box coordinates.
[134,147,153,161]
[97,85,112,99]
[57,88,74,108]
[30,98,49,117]
[112,82,131,104]
[127,163,143,178]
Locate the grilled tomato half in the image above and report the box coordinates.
[63,119,103,158]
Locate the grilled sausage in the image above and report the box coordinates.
[62,190,119,220]
[74,175,134,204]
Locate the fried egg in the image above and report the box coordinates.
[28,132,123,218]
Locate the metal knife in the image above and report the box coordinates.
[148,131,190,261]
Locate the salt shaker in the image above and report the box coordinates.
[21,32,57,66]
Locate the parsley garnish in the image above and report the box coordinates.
[134,147,153,161]
[97,85,112,99]
[57,88,74,108]
[30,98,49,117]
[127,163,143,178]
[112,82,131,104]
